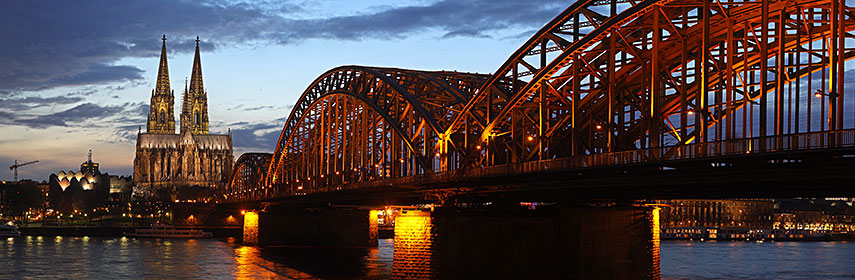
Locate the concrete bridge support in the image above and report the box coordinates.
[243,207,378,246]
[393,206,660,280]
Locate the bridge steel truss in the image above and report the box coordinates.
[226,0,855,201]
[226,153,272,200]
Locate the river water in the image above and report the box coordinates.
[1,236,852,279]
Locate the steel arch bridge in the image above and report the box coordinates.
[225,0,855,202]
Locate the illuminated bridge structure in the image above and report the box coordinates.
[225,0,855,204]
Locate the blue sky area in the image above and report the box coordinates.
[0,0,568,180]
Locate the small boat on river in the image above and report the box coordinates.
[0,222,21,237]
[125,224,212,239]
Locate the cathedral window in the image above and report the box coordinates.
[195,110,201,126]
[159,109,165,123]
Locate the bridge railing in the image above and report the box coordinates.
[227,130,854,202]
[457,130,855,179]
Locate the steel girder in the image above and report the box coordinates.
[226,153,272,200]
[226,0,855,202]
[263,66,489,196]
[441,0,855,171]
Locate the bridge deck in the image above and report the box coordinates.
[224,130,855,206]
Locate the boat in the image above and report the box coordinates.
[0,222,21,237]
[125,224,213,239]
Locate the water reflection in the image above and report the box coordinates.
[0,236,395,279]
[0,234,852,279]
[232,241,394,279]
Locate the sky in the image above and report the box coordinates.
[0,0,569,181]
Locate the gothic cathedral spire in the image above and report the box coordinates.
[146,34,176,134]
[181,36,209,135]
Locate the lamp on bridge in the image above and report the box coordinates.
[814,89,837,98]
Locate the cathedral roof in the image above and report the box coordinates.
[154,34,170,96]
[138,133,231,150]
[188,36,204,97]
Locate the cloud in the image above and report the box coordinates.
[228,117,287,151]
[11,102,147,129]
[266,0,566,43]
[1,0,565,92]
[0,95,85,111]
[109,124,146,144]
[243,105,289,111]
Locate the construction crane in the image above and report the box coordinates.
[9,160,39,182]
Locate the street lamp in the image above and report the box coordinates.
[815,89,839,98]
[814,89,839,130]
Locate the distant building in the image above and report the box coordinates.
[80,150,99,175]
[109,175,133,201]
[48,155,112,214]
[36,182,50,210]
[656,199,775,229]
[773,198,855,232]
[133,35,233,200]
[0,180,44,218]
[657,198,855,240]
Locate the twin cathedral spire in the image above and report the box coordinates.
[147,34,209,135]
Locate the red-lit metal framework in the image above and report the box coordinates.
[226,153,272,199]
[226,0,855,201]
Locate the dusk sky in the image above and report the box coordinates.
[0,0,568,181]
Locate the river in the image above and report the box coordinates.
[1,236,853,279]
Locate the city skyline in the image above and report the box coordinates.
[0,0,568,180]
[2,1,854,279]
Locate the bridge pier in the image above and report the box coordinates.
[393,205,660,280]
[243,207,378,247]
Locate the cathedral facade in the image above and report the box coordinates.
[133,35,233,199]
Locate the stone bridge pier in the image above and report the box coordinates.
[242,207,378,247]
[241,204,660,279]
[392,205,660,280]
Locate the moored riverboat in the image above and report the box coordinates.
[125,224,212,239]
[0,222,20,237]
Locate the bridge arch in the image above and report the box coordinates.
[226,153,272,200]
[224,0,855,202]
[265,66,490,194]
[442,0,855,170]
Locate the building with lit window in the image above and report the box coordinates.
[657,199,775,229]
[656,199,774,240]
[773,198,855,233]
[658,198,855,240]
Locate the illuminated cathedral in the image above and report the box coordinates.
[133,35,233,199]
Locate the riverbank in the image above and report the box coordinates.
[662,232,855,242]
[18,226,242,238]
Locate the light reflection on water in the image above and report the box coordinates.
[1,235,853,279]
[0,236,393,279]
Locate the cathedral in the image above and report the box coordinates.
[133,35,234,199]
